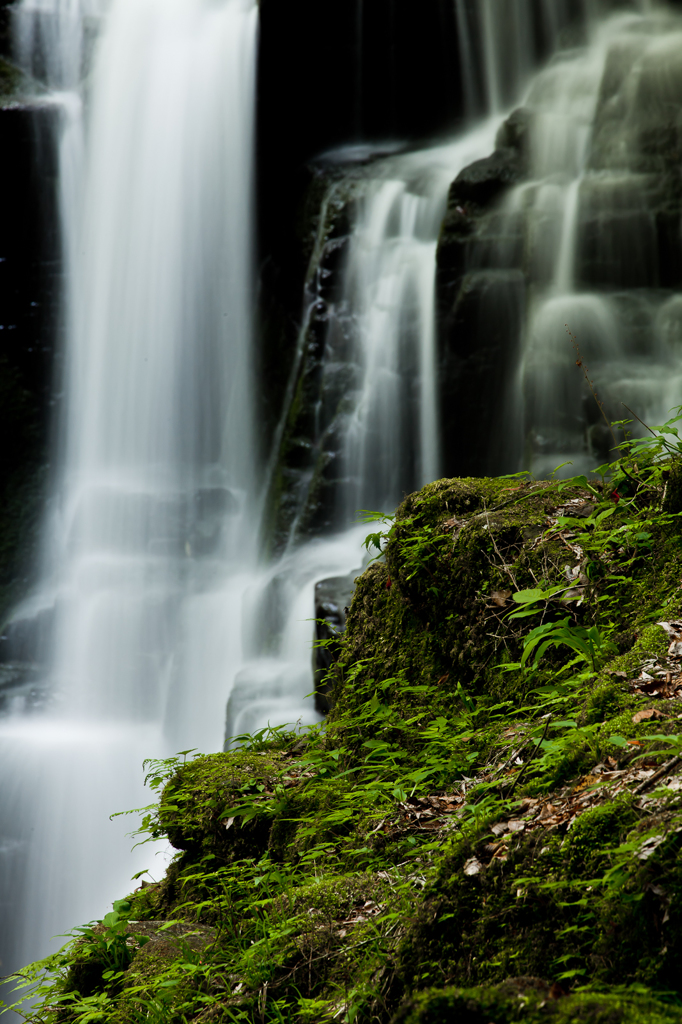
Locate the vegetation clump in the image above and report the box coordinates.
[8,420,682,1022]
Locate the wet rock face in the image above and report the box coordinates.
[0,104,60,628]
[449,119,530,210]
[264,163,372,552]
[437,13,682,481]
[440,270,526,478]
[437,113,531,479]
[314,573,355,714]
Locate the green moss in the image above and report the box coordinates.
[395,982,682,1024]
[564,797,637,872]
[16,467,682,1024]
[583,681,634,724]
[126,882,162,921]
[609,623,671,677]
[328,477,609,754]
[280,872,388,921]
[158,749,289,861]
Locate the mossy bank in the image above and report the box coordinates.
[11,453,682,1024]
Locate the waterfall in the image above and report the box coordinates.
[454,0,574,119]
[233,0,585,756]
[14,0,101,91]
[3,0,681,983]
[333,136,497,521]
[0,0,258,979]
[476,7,682,478]
[272,0,586,546]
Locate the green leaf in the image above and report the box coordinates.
[512,588,547,604]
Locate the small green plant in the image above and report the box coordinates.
[8,440,682,1024]
[2,899,149,1023]
[621,404,682,462]
[361,510,395,561]
[506,584,579,620]
[74,899,148,973]
[522,618,616,672]
[502,613,617,675]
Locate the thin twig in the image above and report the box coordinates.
[569,328,618,448]
[622,403,657,438]
[508,715,552,798]
[485,512,521,591]
[634,754,682,796]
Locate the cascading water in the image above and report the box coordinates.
[251,0,678,744]
[454,0,575,118]
[330,137,497,522]
[220,131,501,743]
[440,4,682,480]
[515,9,682,477]
[231,1,585,750]
[4,0,682,987]
[272,0,584,549]
[0,0,259,979]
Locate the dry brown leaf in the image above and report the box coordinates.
[574,775,601,792]
[633,709,666,724]
[463,857,482,877]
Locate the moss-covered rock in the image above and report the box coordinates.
[157,749,290,861]
[394,981,682,1024]
[12,464,682,1023]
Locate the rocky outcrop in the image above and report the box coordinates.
[262,160,374,552]
[436,112,531,478]
[15,452,682,1023]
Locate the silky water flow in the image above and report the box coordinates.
[0,0,259,978]
[2,0,680,984]
[223,0,589,739]
[489,6,682,477]
[238,0,682,744]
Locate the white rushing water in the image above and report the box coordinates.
[1,0,259,978]
[329,130,498,523]
[231,0,595,766]
[3,0,679,984]
[506,7,682,477]
[278,0,586,547]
